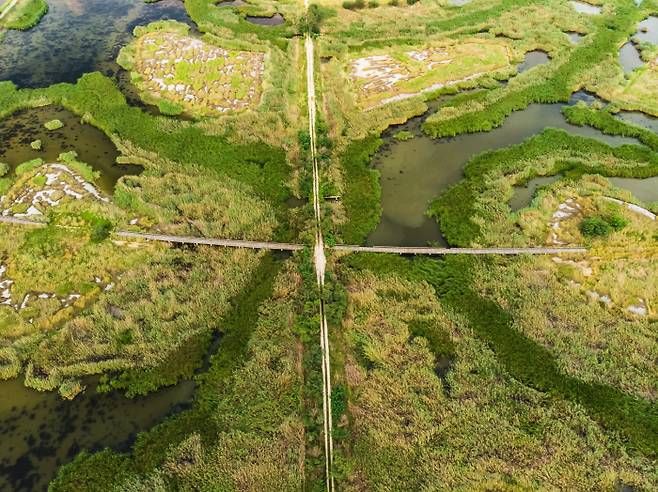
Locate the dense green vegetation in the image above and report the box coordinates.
[336,135,382,243]
[343,253,658,458]
[50,255,310,490]
[564,102,658,151]
[580,213,627,237]
[0,0,48,30]
[1,0,657,488]
[0,76,291,208]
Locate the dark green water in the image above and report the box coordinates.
[0,0,194,88]
[245,13,285,26]
[509,175,562,211]
[609,176,658,203]
[0,376,194,491]
[0,106,141,194]
[368,102,640,247]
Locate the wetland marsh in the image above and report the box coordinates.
[2,0,658,489]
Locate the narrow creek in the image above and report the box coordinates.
[0,106,141,194]
[0,0,194,89]
[368,98,642,247]
[245,13,285,26]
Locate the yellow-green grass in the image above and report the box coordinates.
[518,183,658,313]
[349,39,514,108]
[119,25,265,117]
[0,0,47,30]
[594,58,658,117]
[339,270,657,489]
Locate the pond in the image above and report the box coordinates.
[619,42,644,74]
[0,376,194,491]
[0,0,195,89]
[245,13,285,26]
[367,101,641,247]
[509,175,562,212]
[635,16,658,44]
[509,175,658,210]
[0,106,141,194]
[566,31,585,44]
[569,1,602,15]
[517,50,550,73]
[564,31,585,44]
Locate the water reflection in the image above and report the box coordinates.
[0,376,194,492]
[518,50,550,73]
[245,13,284,26]
[619,42,644,74]
[509,175,658,211]
[635,16,658,44]
[509,176,562,211]
[368,102,640,247]
[569,0,602,15]
[566,31,585,44]
[0,106,141,194]
[0,0,194,88]
[609,176,658,203]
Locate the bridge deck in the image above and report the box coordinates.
[0,217,586,255]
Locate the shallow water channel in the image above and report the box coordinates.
[569,0,602,15]
[0,376,194,491]
[0,106,141,194]
[368,101,641,247]
[0,0,194,88]
[619,42,644,74]
[245,13,285,26]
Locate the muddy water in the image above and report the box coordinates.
[0,376,194,491]
[0,0,194,88]
[0,106,141,194]
[245,13,285,26]
[517,50,550,73]
[617,111,658,131]
[609,177,658,203]
[619,42,644,74]
[368,103,641,247]
[635,16,658,44]
[509,176,562,211]
[569,0,601,15]
[509,175,658,210]
[566,31,585,43]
